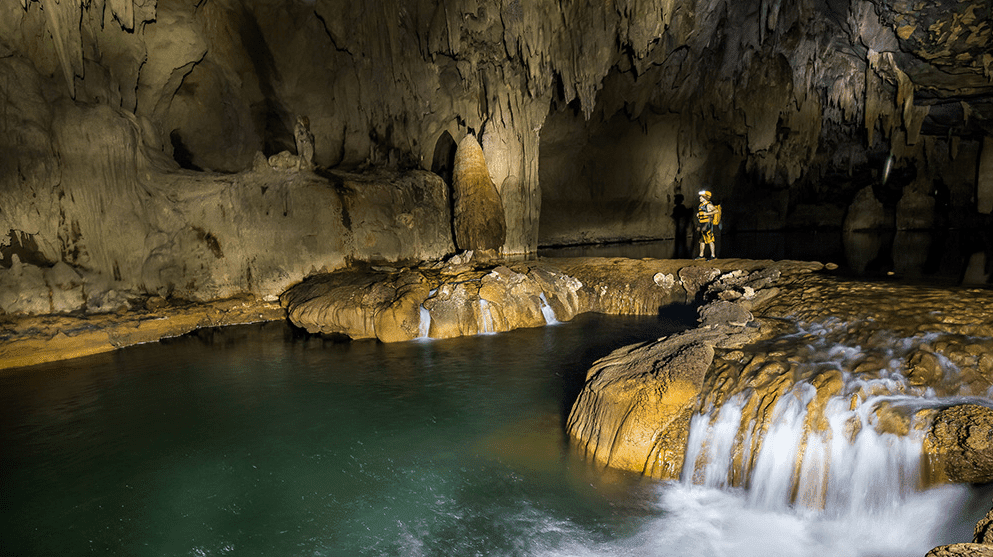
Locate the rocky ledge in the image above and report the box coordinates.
[565,268,993,492]
[0,296,284,371]
[3,255,821,371]
[279,254,821,342]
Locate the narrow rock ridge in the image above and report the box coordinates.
[279,256,822,342]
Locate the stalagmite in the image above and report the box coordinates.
[452,134,507,252]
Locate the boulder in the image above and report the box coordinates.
[924,404,993,484]
[44,260,85,313]
[566,331,715,479]
[0,256,52,315]
[926,543,993,557]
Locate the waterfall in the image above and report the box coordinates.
[538,293,558,325]
[683,386,932,516]
[479,299,496,334]
[681,319,974,517]
[418,289,437,340]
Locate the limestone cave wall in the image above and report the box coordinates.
[0,0,991,313]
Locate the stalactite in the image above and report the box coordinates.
[864,51,884,146]
[107,0,134,30]
[39,0,83,98]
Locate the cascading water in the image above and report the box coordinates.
[682,387,930,516]
[480,298,496,334]
[681,317,988,518]
[538,293,558,325]
[418,288,437,339]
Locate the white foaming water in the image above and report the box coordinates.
[418,305,431,339]
[538,293,558,325]
[680,319,973,517]
[528,482,978,557]
[480,299,496,334]
[683,388,931,516]
[417,289,437,340]
[573,319,987,557]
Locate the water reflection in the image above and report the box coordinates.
[540,229,991,286]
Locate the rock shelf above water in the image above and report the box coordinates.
[279,256,823,342]
[565,266,993,499]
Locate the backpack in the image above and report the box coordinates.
[713,204,722,228]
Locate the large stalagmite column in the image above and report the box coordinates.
[481,86,549,257]
[452,135,507,252]
[979,137,993,214]
[482,124,541,257]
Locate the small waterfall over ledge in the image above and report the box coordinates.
[681,317,990,516]
[479,299,496,334]
[682,389,929,515]
[538,293,558,325]
[418,288,437,339]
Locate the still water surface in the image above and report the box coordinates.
[1,312,987,556]
[2,315,686,556]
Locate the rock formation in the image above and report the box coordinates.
[280,257,822,343]
[924,404,993,485]
[565,266,993,491]
[0,160,454,315]
[451,135,507,253]
[565,266,791,479]
[1,0,990,318]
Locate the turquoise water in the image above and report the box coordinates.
[0,315,687,557]
[2,312,987,557]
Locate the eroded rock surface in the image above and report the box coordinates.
[565,265,793,479]
[567,268,993,490]
[0,296,284,370]
[0,164,453,315]
[281,257,823,343]
[924,404,993,485]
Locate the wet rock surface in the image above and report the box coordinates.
[2,257,820,370]
[702,274,993,488]
[925,404,993,485]
[280,257,822,343]
[565,264,799,479]
[0,296,284,371]
[566,268,993,492]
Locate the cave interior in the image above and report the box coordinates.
[1,0,991,310]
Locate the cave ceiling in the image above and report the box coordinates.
[1,0,991,183]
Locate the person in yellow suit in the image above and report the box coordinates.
[695,190,718,260]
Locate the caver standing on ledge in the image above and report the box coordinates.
[695,190,721,260]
